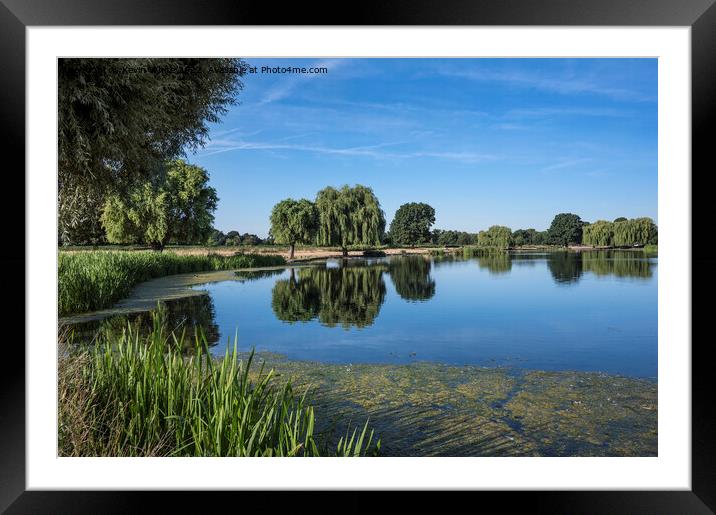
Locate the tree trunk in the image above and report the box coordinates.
[150,241,164,252]
[289,243,295,260]
[342,247,348,257]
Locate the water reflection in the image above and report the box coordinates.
[272,263,387,329]
[547,252,584,284]
[63,294,221,348]
[388,255,436,302]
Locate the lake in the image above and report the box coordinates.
[64,250,658,456]
[151,250,657,378]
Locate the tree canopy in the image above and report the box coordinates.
[388,202,436,246]
[582,217,657,247]
[59,58,244,244]
[547,213,584,246]
[477,225,513,249]
[269,198,319,259]
[315,185,386,256]
[101,159,218,250]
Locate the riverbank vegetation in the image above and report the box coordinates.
[59,317,379,456]
[59,251,285,316]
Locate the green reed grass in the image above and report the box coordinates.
[59,251,286,316]
[58,316,379,457]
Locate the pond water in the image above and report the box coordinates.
[157,251,656,378]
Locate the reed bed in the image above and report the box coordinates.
[58,251,286,316]
[59,316,379,457]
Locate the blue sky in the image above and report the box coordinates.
[188,58,657,237]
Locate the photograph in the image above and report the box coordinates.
[57,56,659,458]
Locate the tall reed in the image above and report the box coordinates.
[59,251,286,316]
[59,316,379,457]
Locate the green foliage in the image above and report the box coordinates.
[614,217,628,223]
[582,220,614,247]
[477,225,513,249]
[431,230,477,246]
[547,213,584,246]
[315,185,386,255]
[101,160,218,249]
[59,58,244,245]
[612,217,657,247]
[207,229,227,246]
[512,228,538,246]
[270,199,319,258]
[582,217,657,247]
[58,251,286,316]
[59,314,379,457]
[388,202,436,246]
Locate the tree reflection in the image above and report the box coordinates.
[388,255,436,302]
[581,251,653,279]
[272,263,387,329]
[476,252,512,275]
[64,293,220,350]
[547,252,583,284]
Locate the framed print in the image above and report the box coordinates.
[2,0,715,512]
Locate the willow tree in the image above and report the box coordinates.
[59,58,244,244]
[582,220,614,247]
[101,159,218,250]
[269,198,319,259]
[315,185,386,256]
[612,218,657,247]
[477,225,513,249]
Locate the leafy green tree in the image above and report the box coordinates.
[532,231,549,245]
[315,185,386,256]
[433,230,477,246]
[614,217,628,223]
[612,217,657,247]
[101,160,218,250]
[388,256,436,301]
[240,233,263,245]
[512,228,538,247]
[207,229,227,246]
[547,213,584,247]
[224,231,242,246]
[582,220,614,247]
[59,58,244,244]
[269,198,319,259]
[388,202,436,247]
[477,225,513,249]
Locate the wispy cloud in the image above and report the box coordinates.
[506,107,631,119]
[199,138,498,164]
[255,59,347,106]
[443,69,654,102]
[540,158,593,173]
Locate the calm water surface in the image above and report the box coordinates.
[182,251,656,378]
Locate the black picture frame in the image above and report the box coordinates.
[2,0,714,512]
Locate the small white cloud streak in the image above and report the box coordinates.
[198,139,498,164]
[255,59,347,106]
[443,69,654,102]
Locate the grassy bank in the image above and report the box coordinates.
[59,318,379,457]
[59,251,286,316]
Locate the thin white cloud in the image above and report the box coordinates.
[198,138,498,164]
[255,59,346,106]
[443,69,654,102]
